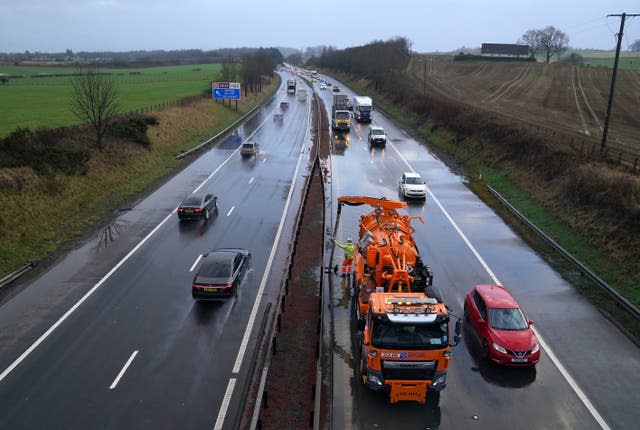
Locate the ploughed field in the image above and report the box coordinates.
[408,57,640,160]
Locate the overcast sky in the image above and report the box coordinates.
[1,0,639,53]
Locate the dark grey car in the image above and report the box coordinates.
[177,193,218,221]
[192,248,251,301]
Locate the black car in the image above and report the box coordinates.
[177,193,217,221]
[192,248,251,301]
[333,86,340,92]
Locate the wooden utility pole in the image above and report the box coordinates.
[601,13,640,154]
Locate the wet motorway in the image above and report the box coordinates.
[1,70,639,430]
[315,75,640,429]
[0,73,314,429]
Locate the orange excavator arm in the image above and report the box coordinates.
[337,196,407,210]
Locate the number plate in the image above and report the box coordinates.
[511,358,528,363]
[184,209,193,214]
[204,288,218,293]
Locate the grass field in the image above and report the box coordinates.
[0,64,222,137]
[583,57,640,69]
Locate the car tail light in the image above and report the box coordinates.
[219,284,233,290]
[177,208,184,212]
[194,208,202,213]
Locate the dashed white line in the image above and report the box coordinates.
[249,177,255,184]
[213,378,236,430]
[226,206,235,217]
[109,350,138,390]
[262,157,267,163]
[189,255,202,272]
[385,132,611,430]
[378,178,382,184]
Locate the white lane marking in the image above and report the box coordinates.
[213,378,236,430]
[109,350,138,390]
[378,178,382,184]
[214,81,312,430]
[385,134,611,430]
[249,177,254,184]
[189,255,203,272]
[226,206,235,217]
[0,210,174,384]
[262,157,267,163]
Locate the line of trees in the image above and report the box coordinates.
[519,26,569,63]
[240,48,283,95]
[309,37,412,91]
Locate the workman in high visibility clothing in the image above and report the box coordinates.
[334,237,356,277]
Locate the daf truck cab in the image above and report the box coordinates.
[353,96,373,123]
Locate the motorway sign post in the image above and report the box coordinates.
[212,82,241,111]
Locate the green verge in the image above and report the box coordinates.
[0,63,222,137]
[0,75,280,277]
[331,71,640,340]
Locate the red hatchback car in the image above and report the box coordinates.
[464,284,541,366]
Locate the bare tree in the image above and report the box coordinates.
[71,67,119,151]
[520,26,569,63]
[519,29,543,58]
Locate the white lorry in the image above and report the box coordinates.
[353,96,373,123]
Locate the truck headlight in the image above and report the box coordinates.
[368,374,383,386]
[531,343,539,354]
[431,373,446,387]
[492,342,507,354]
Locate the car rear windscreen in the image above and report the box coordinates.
[195,258,233,285]
[182,196,202,206]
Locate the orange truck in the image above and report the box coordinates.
[336,196,461,406]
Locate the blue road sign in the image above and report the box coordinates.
[213,88,241,100]
[212,82,241,100]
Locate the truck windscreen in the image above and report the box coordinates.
[372,320,448,349]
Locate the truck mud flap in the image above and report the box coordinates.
[388,381,430,404]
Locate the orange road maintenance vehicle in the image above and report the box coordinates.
[336,196,461,405]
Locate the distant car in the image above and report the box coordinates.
[192,248,251,301]
[326,82,332,86]
[333,86,340,92]
[273,113,284,124]
[464,284,541,366]
[177,193,217,221]
[280,101,289,110]
[398,172,427,199]
[241,141,259,157]
[320,84,327,90]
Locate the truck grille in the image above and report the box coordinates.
[382,361,436,381]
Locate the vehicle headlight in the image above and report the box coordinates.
[368,374,383,386]
[431,373,446,387]
[492,342,507,354]
[531,343,540,354]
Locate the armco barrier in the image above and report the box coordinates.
[0,262,34,290]
[487,185,640,320]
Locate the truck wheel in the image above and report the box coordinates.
[426,390,440,408]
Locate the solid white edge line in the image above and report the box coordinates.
[249,177,255,184]
[385,133,611,430]
[213,86,312,429]
[0,211,174,384]
[213,378,236,430]
[226,206,235,217]
[232,91,311,375]
[109,350,138,390]
[189,255,203,272]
